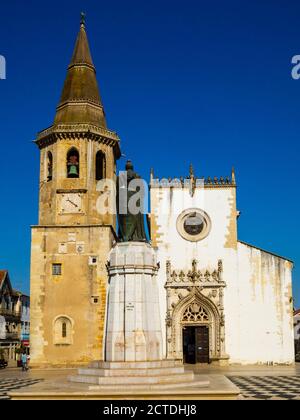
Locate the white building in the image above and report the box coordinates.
[0,271,30,360]
[295,310,300,340]
[294,309,300,356]
[20,294,30,346]
[149,167,295,365]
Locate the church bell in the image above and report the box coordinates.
[68,164,79,178]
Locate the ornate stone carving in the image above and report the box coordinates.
[150,164,236,190]
[166,259,224,286]
[182,304,209,322]
[165,259,227,362]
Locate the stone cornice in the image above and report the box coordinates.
[35,123,121,158]
[107,265,159,276]
[56,99,103,111]
[31,224,118,241]
[36,123,119,143]
[67,62,95,72]
[150,179,236,190]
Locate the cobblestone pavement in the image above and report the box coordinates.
[228,376,300,400]
[186,364,300,400]
[0,377,43,400]
[0,364,299,400]
[0,368,74,400]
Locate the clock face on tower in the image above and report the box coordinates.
[60,193,83,214]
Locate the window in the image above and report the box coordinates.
[62,322,67,338]
[52,264,62,276]
[67,148,80,178]
[47,152,53,181]
[184,213,204,236]
[53,316,73,345]
[177,209,211,242]
[96,151,106,181]
[89,256,98,266]
[5,298,9,310]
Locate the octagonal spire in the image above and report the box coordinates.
[54,14,106,127]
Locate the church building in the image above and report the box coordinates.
[150,170,294,365]
[30,18,295,367]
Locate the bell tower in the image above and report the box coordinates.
[30,16,121,367]
[37,15,120,227]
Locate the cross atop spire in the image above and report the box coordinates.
[69,15,94,68]
[80,12,86,27]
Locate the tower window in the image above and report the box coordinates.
[96,151,106,181]
[62,322,67,338]
[47,152,53,182]
[67,148,80,178]
[53,316,73,345]
[52,264,62,276]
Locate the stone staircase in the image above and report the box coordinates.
[69,360,209,390]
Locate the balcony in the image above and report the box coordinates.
[0,308,21,318]
[4,332,19,341]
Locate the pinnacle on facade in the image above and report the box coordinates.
[231,167,236,184]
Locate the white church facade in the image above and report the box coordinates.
[149,168,294,365]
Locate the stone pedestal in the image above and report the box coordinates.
[69,242,210,392]
[105,242,163,362]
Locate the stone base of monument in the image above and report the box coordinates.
[8,371,240,400]
[104,242,164,363]
[68,242,210,392]
[69,360,209,390]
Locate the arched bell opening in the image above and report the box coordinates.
[47,151,53,182]
[96,151,106,181]
[67,148,80,179]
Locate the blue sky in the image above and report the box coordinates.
[0,0,299,306]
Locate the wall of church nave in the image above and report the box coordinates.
[226,242,294,364]
[30,225,114,367]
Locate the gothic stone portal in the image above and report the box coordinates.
[165,260,228,364]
